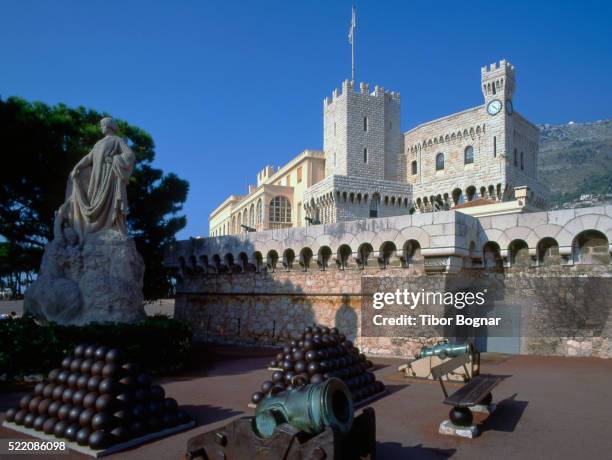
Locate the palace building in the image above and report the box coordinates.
[209,59,549,236]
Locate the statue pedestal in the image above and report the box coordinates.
[24,229,145,325]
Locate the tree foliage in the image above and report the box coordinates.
[0,96,189,299]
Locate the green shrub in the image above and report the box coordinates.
[0,315,192,378]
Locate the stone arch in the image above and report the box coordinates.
[357,243,374,269]
[508,239,530,267]
[452,188,462,205]
[537,237,560,266]
[402,239,421,267]
[378,241,397,268]
[483,241,503,269]
[466,185,477,201]
[572,230,610,264]
[266,249,279,271]
[253,251,263,271]
[317,245,332,270]
[299,247,313,270]
[283,248,296,270]
[337,244,353,269]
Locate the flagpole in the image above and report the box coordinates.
[351,6,355,82]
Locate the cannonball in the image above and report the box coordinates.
[75,375,88,390]
[76,426,92,446]
[331,327,339,335]
[74,344,87,358]
[19,394,33,409]
[129,421,145,438]
[23,413,36,428]
[33,414,46,431]
[269,384,285,395]
[323,372,333,380]
[275,352,284,362]
[176,410,191,424]
[269,360,277,368]
[58,370,70,384]
[298,340,304,348]
[283,371,296,385]
[47,401,61,418]
[119,376,137,390]
[290,340,297,348]
[110,425,130,442]
[282,346,291,355]
[88,430,110,450]
[105,349,125,365]
[84,345,97,359]
[162,412,178,428]
[54,420,68,437]
[72,389,86,406]
[310,373,324,384]
[163,398,178,412]
[292,350,304,362]
[68,406,82,423]
[117,392,134,406]
[57,403,72,421]
[87,376,102,393]
[95,394,114,412]
[78,408,95,427]
[70,359,83,373]
[91,412,115,431]
[134,388,150,402]
[251,391,264,404]
[47,368,61,383]
[305,350,318,362]
[147,417,163,433]
[37,398,52,416]
[294,360,306,374]
[449,407,473,427]
[312,336,322,348]
[286,384,295,391]
[281,360,292,371]
[67,373,79,389]
[62,388,74,404]
[41,383,55,399]
[339,334,346,342]
[261,381,273,393]
[313,327,322,335]
[98,378,119,395]
[102,363,121,379]
[28,396,43,413]
[94,346,108,361]
[14,409,27,425]
[83,392,98,409]
[90,361,105,376]
[305,332,314,341]
[131,404,147,420]
[113,409,131,423]
[136,373,151,387]
[61,357,72,370]
[322,326,330,335]
[307,362,321,375]
[271,370,284,383]
[303,339,314,351]
[64,423,80,441]
[293,374,309,387]
[5,407,17,422]
[122,362,140,375]
[34,382,45,396]
[42,417,57,434]
[80,359,93,375]
[150,384,165,401]
[147,400,162,415]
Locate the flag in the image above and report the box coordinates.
[348,6,356,45]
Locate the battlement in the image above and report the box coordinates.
[481,59,516,78]
[324,79,400,105]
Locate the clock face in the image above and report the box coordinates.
[487,99,502,115]
[505,99,514,115]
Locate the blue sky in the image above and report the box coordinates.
[1,1,611,239]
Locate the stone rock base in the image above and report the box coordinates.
[24,229,145,325]
[439,419,479,438]
[471,403,496,415]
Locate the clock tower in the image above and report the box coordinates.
[481,59,516,115]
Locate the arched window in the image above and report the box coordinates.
[514,148,518,166]
[363,148,368,163]
[249,204,255,227]
[435,153,444,171]
[411,160,418,175]
[256,199,263,224]
[363,117,368,131]
[370,193,380,218]
[464,146,474,164]
[520,151,524,170]
[269,196,292,227]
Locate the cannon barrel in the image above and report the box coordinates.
[254,377,354,438]
[417,341,473,359]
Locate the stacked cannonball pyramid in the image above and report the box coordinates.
[251,326,385,405]
[4,344,192,451]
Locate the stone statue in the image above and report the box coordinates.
[24,118,145,325]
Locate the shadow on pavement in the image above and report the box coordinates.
[378,442,456,459]
[181,404,243,428]
[480,393,528,433]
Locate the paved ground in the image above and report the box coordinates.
[0,299,175,318]
[1,348,611,459]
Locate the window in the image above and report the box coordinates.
[411,160,418,175]
[363,117,368,131]
[297,166,302,183]
[269,196,292,226]
[493,136,497,157]
[363,148,368,163]
[435,152,444,171]
[370,193,380,218]
[514,148,518,166]
[520,151,524,170]
[286,175,291,186]
[256,199,262,224]
[464,146,474,164]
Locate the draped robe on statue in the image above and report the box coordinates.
[70,134,135,242]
